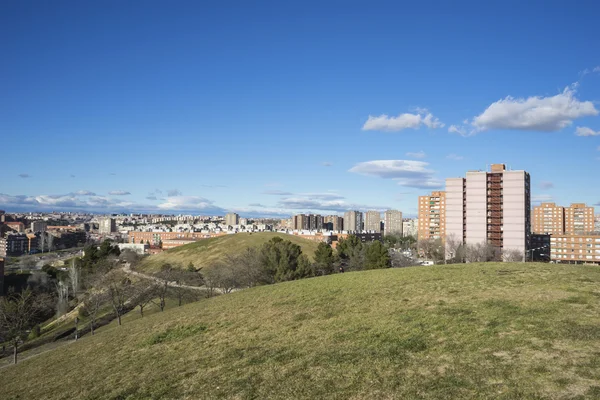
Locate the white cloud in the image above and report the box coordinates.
[157,196,220,211]
[575,126,600,136]
[448,125,469,136]
[349,160,443,189]
[594,66,600,73]
[362,109,444,132]
[74,190,97,196]
[167,189,182,197]
[532,194,553,203]
[470,86,598,133]
[446,154,464,161]
[108,190,131,196]
[321,162,333,167]
[263,190,293,196]
[406,151,426,159]
[539,181,554,190]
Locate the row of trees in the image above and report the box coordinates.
[418,235,524,264]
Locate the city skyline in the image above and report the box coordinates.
[2,2,600,217]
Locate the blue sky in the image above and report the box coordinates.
[1,1,599,217]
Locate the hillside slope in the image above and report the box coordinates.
[2,263,600,399]
[138,232,321,272]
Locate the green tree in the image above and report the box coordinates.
[337,235,364,271]
[314,242,334,275]
[364,241,391,270]
[260,237,310,282]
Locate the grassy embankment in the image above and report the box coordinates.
[1,262,600,399]
[137,232,321,272]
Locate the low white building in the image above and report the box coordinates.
[117,243,149,255]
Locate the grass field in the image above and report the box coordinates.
[1,262,600,399]
[137,232,321,272]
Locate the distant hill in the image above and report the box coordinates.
[2,262,600,399]
[137,232,321,272]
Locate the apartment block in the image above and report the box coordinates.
[418,191,446,241]
[550,234,600,264]
[324,215,343,231]
[30,220,48,233]
[533,203,565,235]
[343,211,363,232]
[364,211,382,232]
[224,213,240,227]
[565,203,595,235]
[384,210,403,236]
[99,217,116,234]
[402,218,418,237]
[293,214,323,230]
[445,163,531,258]
[0,257,4,296]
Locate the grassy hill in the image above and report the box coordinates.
[2,262,600,399]
[137,232,321,272]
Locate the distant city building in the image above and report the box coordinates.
[0,233,34,256]
[402,218,418,237]
[5,221,25,233]
[364,211,382,232]
[446,163,531,259]
[239,218,248,226]
[117,243,149,255]
[550,234,600,264]
[293,214,323,230]
[565,203,595,235]
[343,211,363,232]
[533,202,595,235]
[324,215,343,231]
[384,210,403,236]
[99,218,116,234]
[0,257,4,296]
[30,220,47,233]
[0,210,5,223]
[418,191,446,241]
[225,213,240,227]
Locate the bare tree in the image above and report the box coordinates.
[229,247,265,288]
[203,263,240,294]
[445,234,466,263]
[0,289,52,364]
[103,271,132,326]
[154,264,175,311]
[79,290,107,335]
[130,280,156,317]
[68,259,81,294]
[418,238,444,263]
[390,250,419,268]
[503,249,524,262]
[465,242,495,263]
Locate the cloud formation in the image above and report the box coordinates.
[575,126,600,136]
[262,190,293,196]
[448,125,469,136]
[362,109,444,132]
[321,162,333,167]
[18,173,31,178]
[406,151,426,159]
[74,190,96,196]
[167,189,182,197]
[157,196,223,213]
[539,181,554,190]
[108,190,131,196]
[349,160,443,189]
[470,86,598,133]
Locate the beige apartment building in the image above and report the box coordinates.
[533,202,594,235]
[550,234,600,264]
[364,211,382,232]
[446,163,531,258]
[418,191,446,241]
[225,213,240,227]
[384,210,403,236]
[343,211,363,232]
[533,203,565,235]
[324,215,343,231]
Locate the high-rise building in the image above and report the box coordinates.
[533,203,565,235]
[0,257,4,296]
[225,213,240,227]
[239,218,248,226]
[343,211,363,232]
[293,214,323,230]
[384,210,403,236]
[565,203,595,235]
[550,234,600,264]
[31,220,48,233]
[364,211,382,232]
[402,218,418,237]
[99,218,116,234]
[323,215,343,231]
[446,163,531,259]
[418,191,446,241]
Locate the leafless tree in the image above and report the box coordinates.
[130,280,156,317]
[203,263,240,294]
[0,289,52,364]
[445,234,466,263]
[390,251,419,268]
[227,247,265,288]
[103,271,132,326]
[503,249,524,262]
[465,242,495,263]
[68,259,81,294]
[418,238,444,263]
[154,264,175,311]
[79,290,107,335]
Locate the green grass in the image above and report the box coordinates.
[138,232,321,272]
[2,262,600,399]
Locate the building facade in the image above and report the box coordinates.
[225,213,240,227]
[99,218,116,234]
[364,211,382,232]
[550,234,600,264]
[445,163,530,259]
[418,191,446,241]
[292,214,323,230]
[384,210,403,236]
[402,218,418,237]
[30,220,48,233]
[323,215,343,231]
[0,257,4,296]
[533,203,565,235]
[565,203,595,235]
[343,211,363,232]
